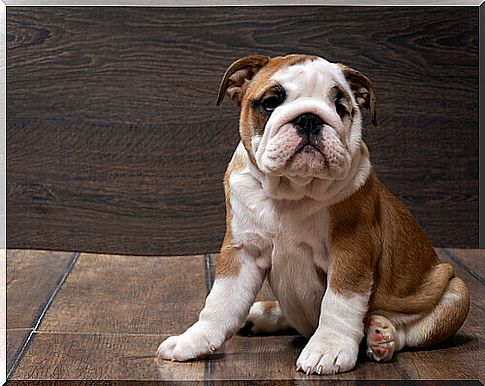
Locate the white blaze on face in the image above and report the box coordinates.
[253,58,362,180]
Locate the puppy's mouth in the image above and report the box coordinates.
[259,121,350,179]
[290,140,328,167]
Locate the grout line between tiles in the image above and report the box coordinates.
[32,252,81,332]
[204,253,213,294]
[441,248,484,285]
[203,253,213,386]
[14,331,175,337]
[4,328,32,332]
[6,251,81,379]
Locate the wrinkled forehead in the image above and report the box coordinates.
[270,58,347,99]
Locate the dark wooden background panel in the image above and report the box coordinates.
[6,6,478,254]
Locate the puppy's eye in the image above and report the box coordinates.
[261,96,280,112]
[254,85,286,114]
[336,101,347,117]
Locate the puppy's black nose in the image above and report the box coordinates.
[292,113,324,135]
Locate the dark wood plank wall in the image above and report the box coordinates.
[7,7,478,255]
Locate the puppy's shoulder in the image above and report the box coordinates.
[329,169,382,232]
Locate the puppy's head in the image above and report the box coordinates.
[217,54,376,181]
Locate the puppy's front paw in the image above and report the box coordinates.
[157,326,217,361]
[296,335,358,375]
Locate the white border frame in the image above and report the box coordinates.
[2,0,484,6]
[0,1,481,384]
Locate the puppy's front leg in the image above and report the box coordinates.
[157,243,266,361]
[297,243,373,375]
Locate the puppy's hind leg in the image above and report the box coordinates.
[243,300,291,335]
[366,277,470,362]
[401,276,470,348]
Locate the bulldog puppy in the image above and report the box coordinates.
[157,54,470,375]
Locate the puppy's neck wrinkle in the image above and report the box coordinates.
[245,142,371,207]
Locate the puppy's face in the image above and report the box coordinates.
[217,54,376,181]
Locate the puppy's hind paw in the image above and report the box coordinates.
[366,315,396,362]
[243,301,290,335]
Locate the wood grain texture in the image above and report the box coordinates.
[6,329,31,374]
[7,249,75,329]
[5,381,482,386]
[6,7,478,255]
[448,249,483,280]
[11,333,205,381]
[208,335,406,381]
[38,253,207,334]
[7,248,483,382]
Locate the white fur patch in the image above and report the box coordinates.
[246,301,289,334]
[296,287,370,374]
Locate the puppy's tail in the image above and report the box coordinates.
[374,262,454,314]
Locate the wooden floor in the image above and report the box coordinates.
[6,248,483,384]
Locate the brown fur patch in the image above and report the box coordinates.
[216,231,241,277]
[337,63,377,126]
[330,169,455,314]
[328,170,378,295]
[414,276,470,347]
[216,55,270,106]
[242,54,318,105]
[239,99,269,166]
[216,151,246,277]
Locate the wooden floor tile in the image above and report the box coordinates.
[39,253,207,335]
[6,250,76,376]
[11,332,204,381]
[207,335,404,381]
[9,248,482,382]
[447,248,483,279]
[7,250,76,329]
[394,341,479,380]
[6,329,31,372]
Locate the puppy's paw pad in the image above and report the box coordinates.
[366,315,396,362]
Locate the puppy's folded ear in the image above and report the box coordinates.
[338,64,377,126]
[216,55,270,106]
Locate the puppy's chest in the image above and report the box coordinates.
[231,192,332,274]
[230,179,332,335]
[272,211,331,272]
[232,195,331,336]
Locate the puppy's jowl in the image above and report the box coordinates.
[157,54,470,375]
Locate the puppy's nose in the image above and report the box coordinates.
[292,113,324,135]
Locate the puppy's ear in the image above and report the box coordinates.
[216,55,270,106]
[338,64,377,126]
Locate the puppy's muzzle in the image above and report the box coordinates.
[292,113,324,136]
